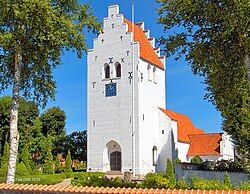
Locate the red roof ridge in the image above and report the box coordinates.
[124,18,164,70]
[188,133,223,137]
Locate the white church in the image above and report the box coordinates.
[87,5,235,175]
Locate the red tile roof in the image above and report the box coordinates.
[124,19,164,70]
[187,133,222,156]
[0,183,248,193]
[159,108,204,143]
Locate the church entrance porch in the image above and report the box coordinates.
[103,140,122,172]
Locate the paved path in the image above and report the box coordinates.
[55,178,71,186]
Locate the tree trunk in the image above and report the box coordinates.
[245,55,250,91]
[6,52,22,183]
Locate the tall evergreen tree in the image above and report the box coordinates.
[165,159,176,188]
[0,0,101,183]
[65,150,72,173]
[43,147,54,174]
[20,144,32,172]
[54,154,62,173]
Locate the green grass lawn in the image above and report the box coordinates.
[0,172,84,185]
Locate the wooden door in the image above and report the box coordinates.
[110,151,121,171]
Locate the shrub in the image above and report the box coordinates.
[16,162,30,176]
[165,159,176,188]
[174,158,181,165]
[223,172,232,189]
[71,172,137,188]
[191,156,202,164]
[65,150,72,172]
[176,177,189,189]
[236,181,250,191]
[190,176,228,190]
[74,160,86,171]
[141,173,169,189]
[43,149,54,174]
[198,159,246,173]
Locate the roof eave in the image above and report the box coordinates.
[140,57,165,70]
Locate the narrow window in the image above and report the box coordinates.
[105,65,110,79]
[116,63,121,77]
[162,130,164,134]
[120,36,123,41]
[152,146,158,166]
[153,67,156,82]
[140,73,143,82]
[93,120,96,126]
[143,114,145,121]
[126,51,130,56]
[147,64,151,80]
[92,82,96,88]
[95,56,97,61]
[111,23,115,29]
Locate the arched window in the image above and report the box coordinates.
[152,146,158,166]
[153,67,156,82]
[147,64,151,80]
[104,64,110,79]
[115,63,121,77]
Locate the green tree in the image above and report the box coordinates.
[54,154,62,173]
[191,156,202,164]
[41,107,66,137]
[0,0,101,183]
[0,97,11,153]
[53,130,87,161]
[43,147,54,174]
[0,96,39,153]
[16,162,30,176]
[20,144,32,173]
[157,0,250,164]
[65,150,72,173]
[165,159,176,188]
[0,142,10,166]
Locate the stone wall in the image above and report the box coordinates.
[175,164,250,184]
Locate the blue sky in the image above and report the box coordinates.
[1,0,222,134]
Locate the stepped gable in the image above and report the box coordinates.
[187,133,222,156]
[159,108,205,143]
[124,19,165,70]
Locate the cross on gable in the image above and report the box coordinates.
[109,57,113,64]
[121,58,125,62]
[128,72,133,84]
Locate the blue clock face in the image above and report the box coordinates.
[105,83,117,97]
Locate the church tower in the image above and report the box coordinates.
[87,5,169,175]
